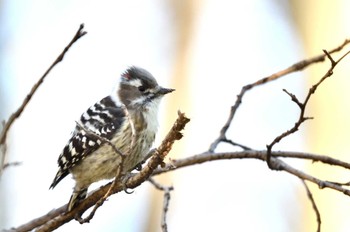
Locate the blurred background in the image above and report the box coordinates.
[1,0,350,231]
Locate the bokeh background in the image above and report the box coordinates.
[1,1,350,231]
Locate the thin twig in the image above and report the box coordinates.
[149,178,174,232]
[301,180,321,232]
[208,39,350,152]
[0,24,87,175]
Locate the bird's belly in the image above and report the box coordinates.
[71,130,155,189]
[71,146,122,189]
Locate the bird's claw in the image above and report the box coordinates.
[121,172,135,194]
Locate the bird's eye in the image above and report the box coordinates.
[138,86,146,92]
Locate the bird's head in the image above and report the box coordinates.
[117,66,174,109]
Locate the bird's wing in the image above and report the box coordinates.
[49,96,126,189]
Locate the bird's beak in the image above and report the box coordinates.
[158,87,175,95]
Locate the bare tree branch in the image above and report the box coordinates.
[153,151,350,175]
[154,151,350,196]
[6,115,350,230]
[208,39,350,152]
[0,24,87,176]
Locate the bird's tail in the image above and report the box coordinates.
[49,169,69,189]
[67,188,88,211]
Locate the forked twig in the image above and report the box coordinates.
[265,50,350,169]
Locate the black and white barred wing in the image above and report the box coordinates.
[49,96,126,189]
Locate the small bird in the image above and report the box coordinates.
[49,66,174,211]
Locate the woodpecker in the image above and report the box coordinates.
[50,66,174,211]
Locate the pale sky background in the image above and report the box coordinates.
[1,1,350,232]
